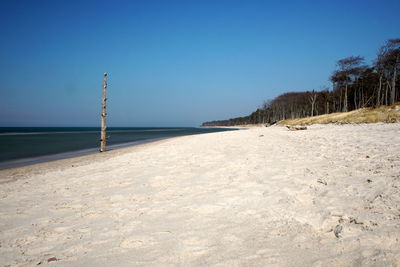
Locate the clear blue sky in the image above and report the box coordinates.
[0,0,399,127]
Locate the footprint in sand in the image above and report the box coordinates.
[25,246,51,256]
[82,211,104,219]
[120,236,154,249]
[193,205,223,215]
[120,238,144,248]
[53,227,68,233]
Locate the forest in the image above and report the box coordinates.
[202,39,400,127]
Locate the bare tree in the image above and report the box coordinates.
[375,47,386,106]
[309,91,317,116]
[334,56,366,112]
[320,88,330,114]
[100,73,108,152]
[376,39,400,105]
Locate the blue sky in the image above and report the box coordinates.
[0,0,399,126]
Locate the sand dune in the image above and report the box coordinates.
[1,123,400,266]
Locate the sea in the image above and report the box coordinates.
[0,127,235,169]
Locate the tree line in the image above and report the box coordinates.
[202,39,400,127]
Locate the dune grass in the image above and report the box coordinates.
[279,103,400,126]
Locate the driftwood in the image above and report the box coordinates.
[286,125,307,131]
[100,73,108,152]
[333,224,343,238]
[265,121,277,127]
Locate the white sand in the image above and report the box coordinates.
[1,123,400,266]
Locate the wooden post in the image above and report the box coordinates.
[100,72,107,152]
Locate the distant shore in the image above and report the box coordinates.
[1,123,400,265]
[201,104,400,128]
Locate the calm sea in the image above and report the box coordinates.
[0,127,234,168]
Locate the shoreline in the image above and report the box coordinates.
[0,137,168,171]
[0,126,241,183]
[0,136,184,184]
[1,123,400,265]
[0,137,174,184]
[0,127,239,171]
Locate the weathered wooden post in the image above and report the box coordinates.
[100,72,107,152]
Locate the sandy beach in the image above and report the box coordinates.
[1,123,400,266]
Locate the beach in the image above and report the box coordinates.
[0,127,234,168]
[1,123,400,266]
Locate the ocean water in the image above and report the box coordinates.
[0,127,235,168]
